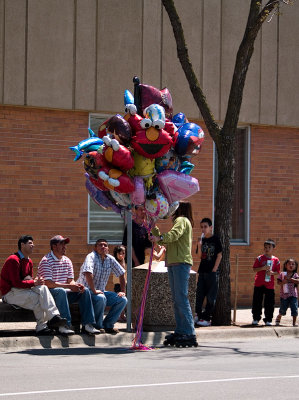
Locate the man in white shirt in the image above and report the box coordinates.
[77,238,127,334]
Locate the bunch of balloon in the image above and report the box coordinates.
[69,77,205,349]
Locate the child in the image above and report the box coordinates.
[144,244,166,263]
[113,245,126,293]
[153,244,166,261]
[275,258,299,327]
[195,217,222,327]
[113,245,127,322]
[251,239,280,326]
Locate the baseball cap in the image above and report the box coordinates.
[50,235,70,246]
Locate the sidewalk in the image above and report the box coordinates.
[1,308,298,351]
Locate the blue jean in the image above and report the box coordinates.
[91,291,127,329]
[195,271,219,322]
[50,288,96,326]
[168,264,195,336]
[279,296,298,317]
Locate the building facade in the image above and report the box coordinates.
[1,0,299,306]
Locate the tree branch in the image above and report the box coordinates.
[161,0,221,143]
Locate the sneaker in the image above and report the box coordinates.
[36,327,55,336]
[196,320,211,327]
[104,327,119,334]
[194,315,199,323]
[252,320,259,326]
[265,321,272,326]
[48,314,67,329]
[82,324,101,335]
[58,325,75,335]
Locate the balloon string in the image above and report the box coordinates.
[131,223,154,349]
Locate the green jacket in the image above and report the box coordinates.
[152,216,193,266]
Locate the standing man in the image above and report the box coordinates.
[195,218,223,327]
[38,235,100,335]
[122,205,152,267]
[0,235,66,335]
[77,238,127,334]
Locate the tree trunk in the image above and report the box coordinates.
[212,136,236,325]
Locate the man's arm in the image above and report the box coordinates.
[44,279,82,292]
[5,258,35,289]
[212,252,222,272]
[83,272,103,295]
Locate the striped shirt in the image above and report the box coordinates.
[77,251,125,292]
[38,251,74,283]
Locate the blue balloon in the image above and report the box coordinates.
[174,123,204,156]
[172,112,187,129]
[70,129,103,161]
[124,89,134,106]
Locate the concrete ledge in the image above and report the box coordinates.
[1,326,299,352]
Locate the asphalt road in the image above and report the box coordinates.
[1,338,299,400]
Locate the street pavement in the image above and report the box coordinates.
[1,337,299,399]
[1,307,299,351]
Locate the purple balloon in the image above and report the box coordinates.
[85,177,121,213]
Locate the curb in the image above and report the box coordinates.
[1,326,299,351]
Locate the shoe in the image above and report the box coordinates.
[95,328,106,333]
[36,327,55,336]
[265,321,272,326]
[165,332,180,340]
[252,320,259,325]
[293,323,298,327]
[82,324,101,335]
[174,334,198,347]
[194,315,199,323]
[196,319,211,327]
[58,325,75,335]
[275,319,280,326]
[48,314,67,329]
[104,327,119,335]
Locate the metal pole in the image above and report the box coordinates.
[233,254,239,325]
[126,209,132,332]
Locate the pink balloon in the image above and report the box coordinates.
[131,177,145,205]
[157,170,199,203]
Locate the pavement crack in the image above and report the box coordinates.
[273,328,280,337]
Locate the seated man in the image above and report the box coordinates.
[77,238,127,334]
[38,235,100,336]
[0,235,66,336]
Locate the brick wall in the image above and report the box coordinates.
[229,125,299,306]
[0,105,93,277]
[1,105,299,306]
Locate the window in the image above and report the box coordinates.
[213,127,250,244]
[88,114,125,244]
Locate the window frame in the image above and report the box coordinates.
[87,113,125,245]
[213,126,251,245]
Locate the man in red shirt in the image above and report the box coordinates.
[251,239,280,326]
[0,235,66,335]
